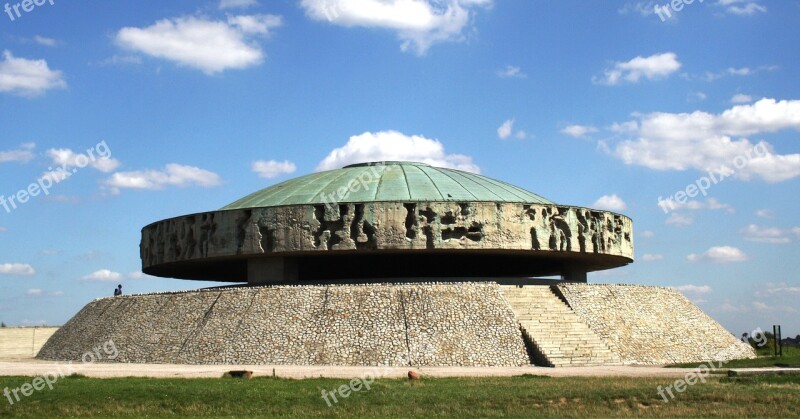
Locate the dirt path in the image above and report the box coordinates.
[0,358,703,379]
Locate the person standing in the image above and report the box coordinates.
[114,284,122,296]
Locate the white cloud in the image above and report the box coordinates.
[793,227,800,237]
[740,224,797,244]
[687,246,747,263]
[252,160,296,178]
[640,230,655,238]
[127,272,157,280]
[755,209,773,219]
[687,91,707,102]
[0,143,35,164]
[104,163,222,194]
[0,263,35,276]
[115,15,279,74]
[0,227,6,233]
[674,284,712,294]
[497,119,526,140]
[592,194,627,211]
[618,1,657,16]
[730,93,752,104]
[695,65,776,82]
[0,50,66,97]
[664,198,735,213]
[497,119,513,139]
[610,98,800,183]
[33,35,58,47]
[82,269,123,282]
[46,148,121,173]
[674,284,711,303]
[219,0,258,9]
[300,0,492,55]
[641,253,663,261]
[316,130,480,173]
[594,52,681,85]
[561,124,598,138]
[717,0,766,15]
[227,14,282,35]
[665,213,693,227]
[609,121,638,134]
[496,65,526,78]
[26,288,42,296]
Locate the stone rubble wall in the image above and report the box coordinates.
[556,284,756,364]
[37,283,529,367]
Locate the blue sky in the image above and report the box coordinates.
[0,0,798,338]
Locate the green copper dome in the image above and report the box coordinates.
[222,161,554,209]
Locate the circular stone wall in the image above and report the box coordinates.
[141,201,633,282]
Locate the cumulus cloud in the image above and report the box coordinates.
[115,15,281,74]
[496,65,526,78]
[740,224,798,244]
[592,194,627,211]
[497,119,525,139]
[300,0,492,55]
[687,246,747,263]
[252,160,296,178]
[219,0,258,9]
[687,91,707,102]
[104,164,222,194]
[0,227,6,233]
[81,269,122,282]
[594,52,681,85]
[0,50,66,97]
[640,230,655,238]
[609,98,800,183]
[0,143,35,164]
[561,124,598,138]
[316,130,480,173]
[641,253,663,261]
[0,263,35,276]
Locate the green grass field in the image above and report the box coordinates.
[1,373,798,418]
[667,345,800,369]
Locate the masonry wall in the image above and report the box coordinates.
[0,327,59,359]
[37,283,529,367]
[556,284,755,364]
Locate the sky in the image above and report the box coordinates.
[0,0,798,338]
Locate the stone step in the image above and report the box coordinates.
[501,285,622,367]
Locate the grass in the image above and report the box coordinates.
[667,346,800,369]
[0,373,798,417]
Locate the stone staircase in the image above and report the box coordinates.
[500,285,621,367]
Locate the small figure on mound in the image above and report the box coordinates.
[114,284,122,296]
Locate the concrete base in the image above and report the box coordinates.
[37,283,755,366]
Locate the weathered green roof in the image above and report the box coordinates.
[222,161,554,209]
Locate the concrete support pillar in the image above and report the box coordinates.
[561,267,587,283]
[248,257,297,285]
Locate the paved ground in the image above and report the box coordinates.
[0,358,707,379]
